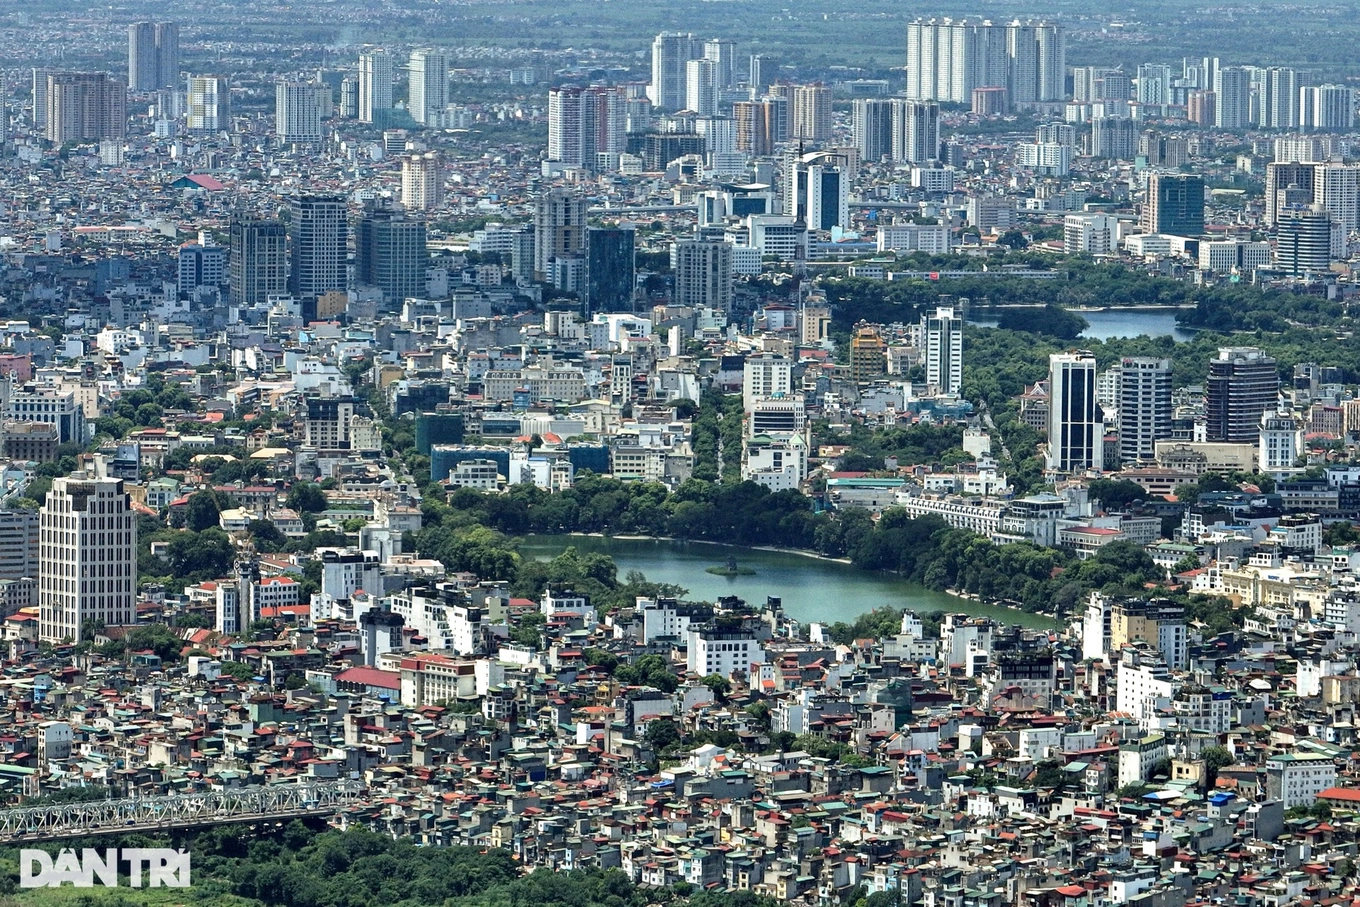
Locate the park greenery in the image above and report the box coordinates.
[0,823,789,907]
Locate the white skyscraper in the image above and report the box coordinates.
[1314,162,1360,234]
[686,58,719,115]
[1047,352,1103,472]
[649,32,701,110]
[905,18,1062,105]
[39,474,137,644]
[1136,64,1173,106]
[358,49,394,124]
[924,305,963,396]
[402,152,442,211]
[275,80,331,144]
[703,39,737,89]
[1301,85,1354,132]
[408,48,448,125]
[1115,357,1172,465]
[186,75,229,133]
[1255,67,1300,130]
[547,86,626,171]
[1214,66,1252,130]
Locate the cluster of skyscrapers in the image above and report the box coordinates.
[1045,347,1284,474]
[224,196,428,310]
[904,18,1065,107]
[1131,58,1353,132]
[542,33,838,176]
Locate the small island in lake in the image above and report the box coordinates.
[706,556,756,577]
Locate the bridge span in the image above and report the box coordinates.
[0,780,365,843]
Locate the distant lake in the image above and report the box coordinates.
[518,535,1060,629]
[968,306,1196,342]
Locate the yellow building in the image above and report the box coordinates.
[849,325,886,382]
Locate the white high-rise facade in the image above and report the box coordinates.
[686,58,719,116]
[275,80,331,144]
[547,86,626,170]
[905,18,1063,105]
[649,32,701,110]
[924,305,963,396]
[1314,162,1360,234]
[1047,352,1103,472]
[402,152,442,211]
[186,75,229,133]
[1214,66,1252,130]
[408,48,448,125]
[1115,357,1172,465]
[1255,67,1300,130]
[39,474,137,644]
[742,354,793,409]
[1301,85,1354,132]
[358,49,394,124]
[703,39,737,90]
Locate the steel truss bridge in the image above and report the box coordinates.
[0,780,365,843]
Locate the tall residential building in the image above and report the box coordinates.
[894,99,939,164]
[276,80,332,144]
[355,201,428,305]
[155,23,179,89]
[673,240,733,313]
[128,23,157,92]
[1313,162,1360,234]
[1142,173,1204,236]
[547,86,625,170]
[1275,205,1333,277]
[408,48,448,125]
[704,39,737,90]
[533,189,587,277]
[853,98,894,162]
[924,305,963,396]
[1301,85,1354,132]
[128,22,178,91]
[749,55,769,94]
[790,83,832,142]
[1214,66,1252,130]
[339,75,359,118]
[358,49,394,124]
[45,72,127,144]
[1115,357,1172,464]
[1136,64,1173,106]
[39,474,137,644]
[289,196,348,297]
[1205,347,1280,443]
[401,152,442,211]
[1091,116,1137,160]
[905,18,1063,105]
[1048,352,1103,472]
[649,32,701,110]
[229,219,287,306]
[686,58,719,116]
[186,75,230,133]
[1264,161,1316,227]
[734,97,784,155]
[1255,67,1300,130]
[583,227,635,317]
[31,68,50,131]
